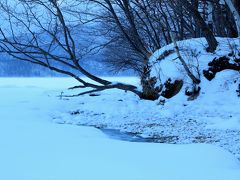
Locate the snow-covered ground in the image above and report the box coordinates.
[48,38,240,160]
[51,75,240,159]
[0,77,240,180]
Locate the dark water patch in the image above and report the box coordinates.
[99,128,178,143]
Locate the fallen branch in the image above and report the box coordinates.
[63,89,104,97]
[63,82,143,98]
[68,85,86,90]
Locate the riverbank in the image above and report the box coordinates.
[47,74,240,160]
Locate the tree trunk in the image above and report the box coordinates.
[179,0,218,52]
[225,0,240,36]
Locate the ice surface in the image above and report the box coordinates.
[0,78,240,180]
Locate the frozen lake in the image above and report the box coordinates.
[0,78,240,180]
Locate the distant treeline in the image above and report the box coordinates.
[0,55,134,77]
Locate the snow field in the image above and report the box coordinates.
[0,77,240,180]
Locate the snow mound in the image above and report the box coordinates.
[150,37,240,85]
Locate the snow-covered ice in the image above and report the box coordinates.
[0,77,240,180]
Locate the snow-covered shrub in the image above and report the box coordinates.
[161,78,183,99]
[149,38,240,100]
[203,56,240,81]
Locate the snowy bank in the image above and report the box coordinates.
[52,38,240,159]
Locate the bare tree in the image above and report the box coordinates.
[88,0,167,99]
[169,0,218,52]
[158,0,201,84]
[225,0,240,36]
[0,0,238,101]
[0,0,145,98]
